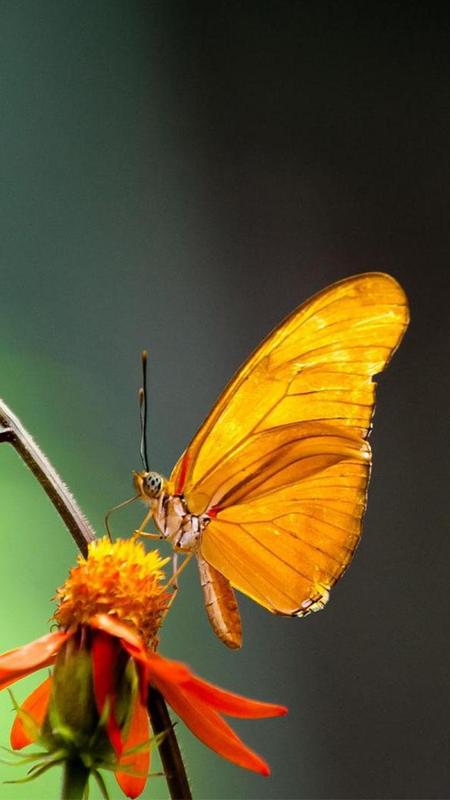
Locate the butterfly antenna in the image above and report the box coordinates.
[139,350,150,472]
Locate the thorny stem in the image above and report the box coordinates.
[0,398,191,800]
[0,399,95,556]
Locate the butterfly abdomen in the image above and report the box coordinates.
[197,556,242,648]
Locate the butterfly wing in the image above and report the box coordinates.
[170,273,409,623]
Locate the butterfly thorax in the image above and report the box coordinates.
[155,494,211,551]
[134,470,211,552]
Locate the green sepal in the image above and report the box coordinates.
[7,688,41,745]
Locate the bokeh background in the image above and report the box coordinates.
[0,3,448,799]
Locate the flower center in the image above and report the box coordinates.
[54,538,170,646]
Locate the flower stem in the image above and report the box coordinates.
[1,399,192,800]
[148,687,192,800]
[0,399,95,556]
[61,757,90,799]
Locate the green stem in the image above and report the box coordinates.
[61,758,90,799]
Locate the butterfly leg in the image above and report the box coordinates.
[167,550,194,589]
[163,551,195,611]
[135,530,161,541]
[133,507,162,541]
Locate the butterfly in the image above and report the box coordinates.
[129,272,409,648]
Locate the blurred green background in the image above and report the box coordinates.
[0,3,448,799]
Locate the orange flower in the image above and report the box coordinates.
[0,539,287,797]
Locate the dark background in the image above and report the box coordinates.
[0,3,448,799]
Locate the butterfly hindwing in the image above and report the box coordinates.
[201,456,370,614]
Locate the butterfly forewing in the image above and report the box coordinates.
[171,273,408,500]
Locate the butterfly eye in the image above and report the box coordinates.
[143,472,163,498]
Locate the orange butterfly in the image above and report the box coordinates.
[131,273,409,648]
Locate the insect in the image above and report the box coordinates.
[116,273,409,648]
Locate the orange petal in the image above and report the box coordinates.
[134,649,287,719]
[10,676,52,750]
[91,629,123,756]
[121,642,191,685]
[116,693,150,799]
[0,631,69,691]
[92,617,199,687]
[158,681,271,775]
[90,614,143,650]
[180,676,288,719]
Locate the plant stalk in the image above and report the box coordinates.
[0,399,95,556]
[61,757,90,799]
[148,687,192,800]
[0,398,192,799]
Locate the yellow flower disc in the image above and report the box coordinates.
[54,538,170,645]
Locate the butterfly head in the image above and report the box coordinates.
[134,470,166,501]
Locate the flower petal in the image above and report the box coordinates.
[116,693,150,799]
[91,615,192,685]
[159,681,271,775]
[91,629,123,756]
[90,614,143,649]
[181,676,288,719]
[121,641,191,685]
[0,631,69,691]
[10,676,52,750]
[131,648,287,719]
[89,616,284,775]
